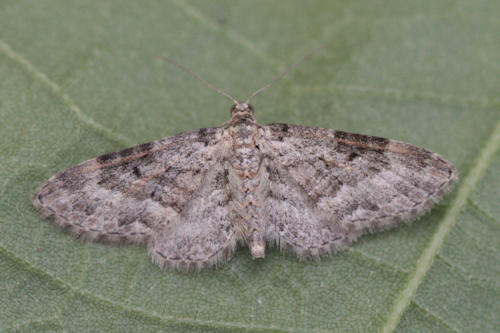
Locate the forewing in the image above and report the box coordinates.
[262,123,457,255]
[32,127,225,244]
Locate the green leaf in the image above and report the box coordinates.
[1,0,498,331]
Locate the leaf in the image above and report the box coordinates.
[0,0,498,331]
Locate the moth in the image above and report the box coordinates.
[33,50,458,271]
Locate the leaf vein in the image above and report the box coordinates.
[294,84,500,109]
[4,316,64,332]
[170,0,276,69]
[0,244,297,333]
[411,301,459,333]
[348,248,409,275]
[435,254,499,288]
[381,120,500,332]
[467,199,499,225]
[0,39,134,147]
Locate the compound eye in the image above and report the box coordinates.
[230,104,237,114]
[248,104,255,113]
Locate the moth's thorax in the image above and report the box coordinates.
[228,121,262,176]
[226,111,268,259]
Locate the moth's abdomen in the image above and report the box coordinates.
[227,147,266,205]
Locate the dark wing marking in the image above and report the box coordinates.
[261,123,457,257]
[32,127,225,245]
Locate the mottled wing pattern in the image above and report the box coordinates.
[262,123,458,258]
[150,165,237,271]
[264,160,356,258]
[33,127,225,246]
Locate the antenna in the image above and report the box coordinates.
[245,44,325,103]
[160,57,238,104]
[160,45,325,105]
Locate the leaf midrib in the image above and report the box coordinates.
[382,121,500,332]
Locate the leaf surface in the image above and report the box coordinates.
[0,1,498,331]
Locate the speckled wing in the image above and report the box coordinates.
[150,165,238,271]
[262,123,458,258]
[32,127,226,245]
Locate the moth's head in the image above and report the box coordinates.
[230,102,255,119]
